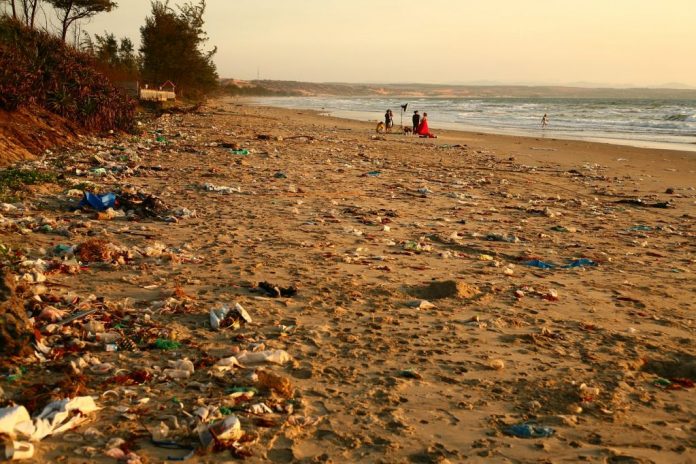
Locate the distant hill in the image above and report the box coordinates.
[221,79,696,100]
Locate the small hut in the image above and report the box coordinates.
[139,81,176,102]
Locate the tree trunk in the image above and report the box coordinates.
[10,0,18,20]
[29,0,38,28]
[59,0,73,42]
[0,271,34,363]
[21,0,29,25]
[61,17,69,41]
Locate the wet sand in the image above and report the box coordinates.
[2,97,695,463]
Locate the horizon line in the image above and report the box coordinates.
[222,78,696,92]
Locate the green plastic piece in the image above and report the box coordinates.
[154,339,181,350]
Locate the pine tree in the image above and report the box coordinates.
[140,0,217,99]
[46,0,117,42]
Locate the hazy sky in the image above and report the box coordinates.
[83,0,696,87]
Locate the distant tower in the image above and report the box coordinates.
[257,67,260,80]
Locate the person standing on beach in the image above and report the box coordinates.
[385,109,394,133]
[541,113,548,128]
[416,112,437,138]
[412,110,420,134]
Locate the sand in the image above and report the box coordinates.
[1,97,695,463]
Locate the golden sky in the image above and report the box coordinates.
[84,0,696,87]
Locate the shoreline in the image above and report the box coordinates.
[239,97,696,191]
[249,97,696,153]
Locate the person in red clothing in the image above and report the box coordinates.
[416,112,437,138]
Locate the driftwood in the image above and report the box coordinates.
[0,271,34,362]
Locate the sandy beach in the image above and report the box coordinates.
[1,97,695,463]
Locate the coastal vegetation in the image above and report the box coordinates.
[0,0,221,163]
[140,0,218,99]
[0,16,135,131]
[0,167,56,201]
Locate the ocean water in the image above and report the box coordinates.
[256,96,696,152]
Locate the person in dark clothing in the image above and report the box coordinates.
[412,110,420,134]
[385,109,394,132]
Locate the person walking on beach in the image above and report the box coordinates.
[412,110,420,135]
[385,109,394,133]
[541,113,548,128]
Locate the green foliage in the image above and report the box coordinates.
[90,32,139,80]
[46,0,117,41]
[95,32,118,65]
[118,37,137,75]
[140,0,218,100]
[0,167,56,200]
[0,16,135,131]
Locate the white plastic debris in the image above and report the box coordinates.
[32,396,100,439]
[0,397,100,450]
[210,303,252,331]
[233,303,252,323]
[1,440,34,460]
[236,350,292,365]
[209,306,229,330]
[212,356,242,373]
[198,415,242,448]
[407,300,435,310]
[164,358,195,379]
[248,403,273,415]
[0,407,31,439]
[202,183,241,194]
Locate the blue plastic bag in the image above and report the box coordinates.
[524,259,556,269]
[563,258,597,268]
[78,192,116,211]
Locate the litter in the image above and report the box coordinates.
[77,192,116,211]
[524,259,597,269]
[198,415,243,449]
[212,356,242,373]
[210,303,252,331]
[202,183,242,194]
[0,397,100,443]
[524,260,556,269]
[406,300,435,310]
[1,440,34,460]
[504,423,555,438]
[257,281,297,298]
[150,439,195,461]
[164,359,195,379]
[563,258,597,268]
[154,339,182,350]
[397,368,423,380]
[485,233,519,243]
[615,199,672,208]
[628,225,652,231]
[236,350,292,365]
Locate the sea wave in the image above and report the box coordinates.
[664,113,694,121]
[257,96,696,147]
